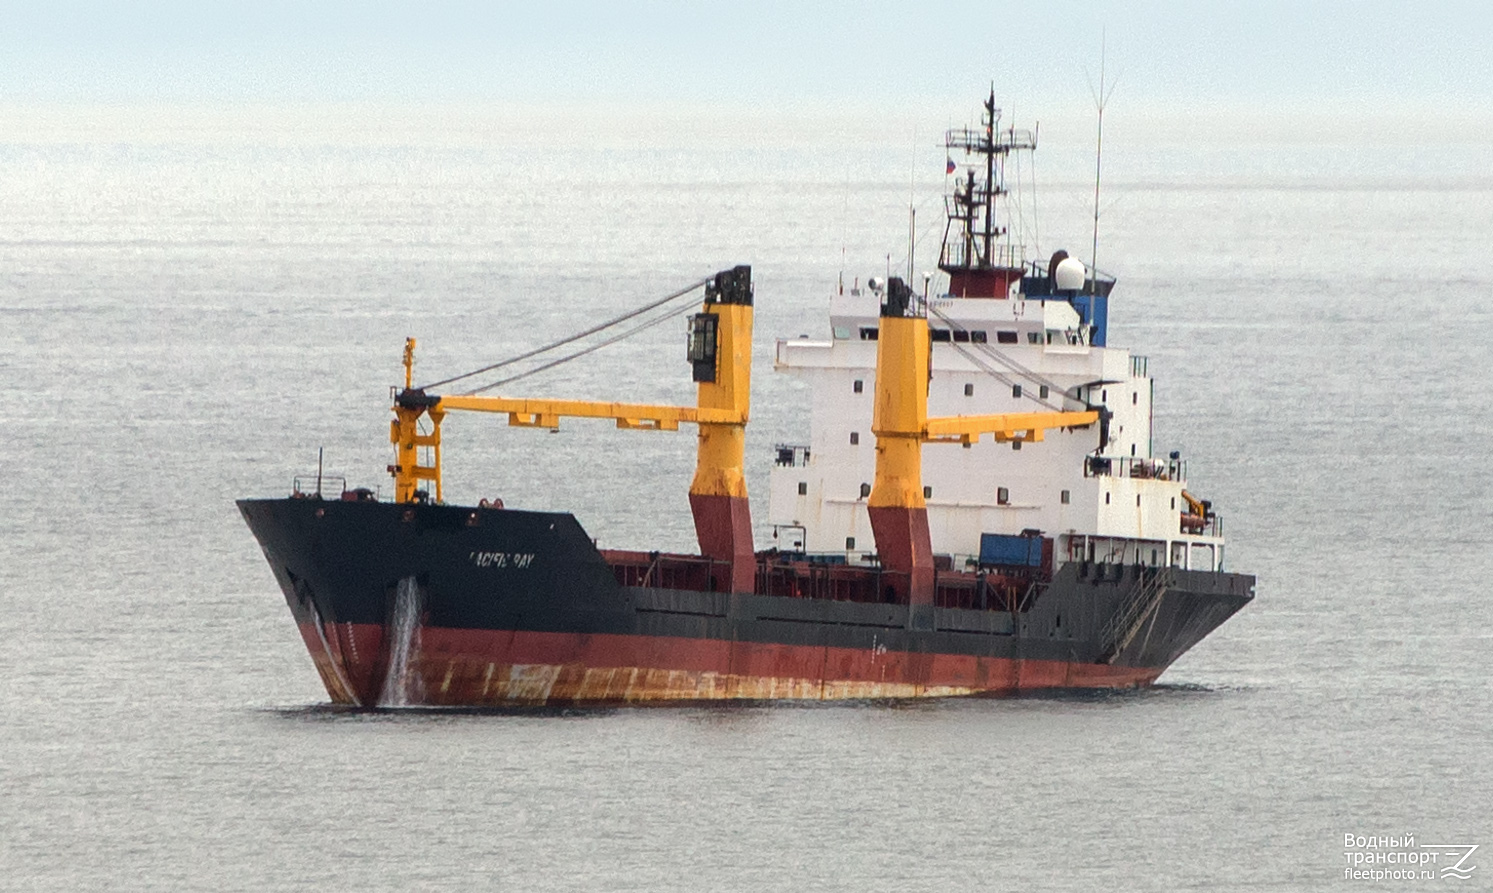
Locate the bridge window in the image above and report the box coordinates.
[971,330,988,343]
[931,329,952,342]
[1027,332,1041,344]
[953,330,970,343]
[997,331,1018,344]
[859,327,878,341]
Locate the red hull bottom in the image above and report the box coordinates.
[298,622,1162,707]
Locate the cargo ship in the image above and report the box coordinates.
[239,91,1253,706]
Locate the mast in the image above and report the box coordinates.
[940,88,1036,298]
[983,87,996,266]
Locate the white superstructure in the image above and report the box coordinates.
[767,277,1228,575]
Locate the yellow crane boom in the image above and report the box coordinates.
[867,276,1099,605]
[387,265,759,592]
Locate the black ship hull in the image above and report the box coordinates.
[239,497,1254,706]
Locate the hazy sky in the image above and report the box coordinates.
[1,1,1488,115]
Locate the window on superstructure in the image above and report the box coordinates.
[1105,493,1111,505]
[971,331,988,343]
[963,383,973,397]
[931,329,952,342]
[1040,385,1049,399]
[1130,444,1136,456]
[1027,332,1041,344]
[997,331,1018,344]
[797,482,807,496]
[850,432,859,445]
[859,327,878,341]
[1012,384,1022,399]
[1061,490,1070,504]
[853,379,863,394]
[846,537,855,550]
[997,487,1010,505]
[1012,440,1022,451]
[859,483,871,499]
[1171,497,1176,510]
[953,330,970,343]
[1132,391,1138,405]
[1101,389,1108,402]
[923,486,932,499]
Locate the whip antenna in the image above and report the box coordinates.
[1088,32,1118,292]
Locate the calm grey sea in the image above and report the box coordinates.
[1,105,1490,891]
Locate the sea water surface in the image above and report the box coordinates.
[1,104,1490,891]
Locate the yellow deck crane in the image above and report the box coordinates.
[868,277,1100,605]
[388,265,758,592]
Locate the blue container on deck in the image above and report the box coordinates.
[979,533,1043,568]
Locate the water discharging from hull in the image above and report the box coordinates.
[377,576,424,707]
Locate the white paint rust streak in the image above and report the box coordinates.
[427,662,979,705]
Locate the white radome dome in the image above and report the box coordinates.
[1054,257,1087,291]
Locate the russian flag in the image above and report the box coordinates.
[946,158,956,175]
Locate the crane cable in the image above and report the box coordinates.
[461,297,701,395]
[928,303,1075,403]
[943,339,1067,412]
[416,275,711,391]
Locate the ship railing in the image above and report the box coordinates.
[755,558,905,605]
[773,444,811,467]
[607,550,737,592]
[1084,456,1186,482]
[292,474,347,498]
[939,241,1027,271]
[751,553,1046,614]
